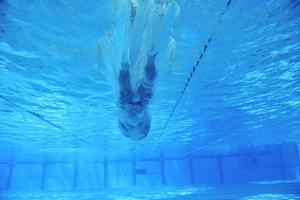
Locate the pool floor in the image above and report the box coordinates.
[1,182,299,200]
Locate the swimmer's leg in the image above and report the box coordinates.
[130,0,137,25]
[137,53,158,105]
[145,52,158,82]
[119,63,133,103]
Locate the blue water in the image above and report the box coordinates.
[0,0,300,199]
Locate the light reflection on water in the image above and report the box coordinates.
[241,194,300,200]
[0,187,205,200]
[0,0,299,159]
[1,185,300,200]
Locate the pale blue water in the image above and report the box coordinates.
[0,0,300,199]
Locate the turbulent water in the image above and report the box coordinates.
[98,0,179,91]
[0,0,300,159]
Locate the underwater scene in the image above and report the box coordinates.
[0,0,300,199]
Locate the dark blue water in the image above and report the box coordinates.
[0,0,300,199]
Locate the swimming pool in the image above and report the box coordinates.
[0,0,300,199]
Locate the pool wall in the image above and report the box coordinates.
[0,143,298,191]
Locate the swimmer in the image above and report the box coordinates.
[118,53,157,140]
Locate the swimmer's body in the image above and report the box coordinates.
[118,53,157,140]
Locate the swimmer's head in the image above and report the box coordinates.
[118,108,151,140]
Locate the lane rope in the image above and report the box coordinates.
[150,0,233,155]
[0,95,90,145]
